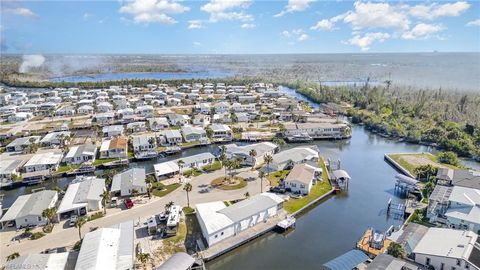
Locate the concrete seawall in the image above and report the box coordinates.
[384,153,416,178]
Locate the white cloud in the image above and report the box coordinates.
[346,32,390,51]
[83,13,93,20]
[402,23,444,40]
[193,41,202,46]
[409,1,470,20]
[119,0,190,25]
[466,19,480,27]
[275,0,314,17]
[4,7,37,18]
[201,0,253,22]
[343,1,410,31]
[282,29,309,42]
[311,19,334,31]
[298,33,309,41]
[188,20,203,29]
[241,23,255,29]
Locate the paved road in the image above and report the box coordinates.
[0,167,269,262]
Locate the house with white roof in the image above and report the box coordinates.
[95,112,114,126]
[264,146,319,172]
[4,253,76,270]
[56,105,75,116]
[96,102,113,113]
[148,117,170,131]
[102,125,124,138]
[196,193,284,246]
[214,102,230,113]
[154,161,180,180]
[64,144,97,165]
[111,168,147,196]
[6,136,41,152]
[57,176,105,219]
[136,105,154,118]
[40,131,71,147]
[412,228,480,270]
[209,124,232,141]
[0,190,58,229]
[163,130,183,145]
[224,142,278,167]
[77,105,94,115]
[181,126,208,143]
[168,114,190,126]
[196,103,211,115]
[0,159,24,186]
[24,151,63,173]
[75,221,134,270]
[445,186,480,233]
[8,112,33,122]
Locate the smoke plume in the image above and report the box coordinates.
[19,54,45,73]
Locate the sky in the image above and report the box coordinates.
[1,0,480,54]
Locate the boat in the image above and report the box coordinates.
[66,163,95,176]
[286,133,313,142]
[134,150,158,160]
[165,146,181,155]
[276,216,296,231]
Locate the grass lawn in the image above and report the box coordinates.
[93,158,119,166]
[211,176,247,190]
[182,169,202,177]
[284,157,332,214]
[267,170,290,187]
[182,206,195,215]
[202,161,222,172]
[388,153,459,176]
[233,132,242,140]
[152,183,181,197]
[127,151,134,159]
[57,164,80,173]
[181,141,200,148]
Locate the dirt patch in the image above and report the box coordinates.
[401,155,448,169]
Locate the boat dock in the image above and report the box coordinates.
[277,216,296,230]
[356,228,392,257]
[199,212,285,261]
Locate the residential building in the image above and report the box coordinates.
[0,190,58,229]
[168,114,190,126]
[148,117,170,131]
[131,134,157,159]
[4,253,76,270]
[102,125,124,138]
[181,126,208,143]
[99,136,128,159]
[95,112,115,126]
[6,136,41,152]
[8,112,33,122]
[0,159,24,186]
[56,105,75,116]
[57,176,106,219]
[436,168,480,190]
[136,105,154,118]
[284,164,321,195]
[64,144,97,165]
[196,193,284,246]
[164,130,183,145]
[126,121,147,133]
[176,152,215,172]
[214,102,230,113]
[210,124,232,141]
[264,146,319,172]
[412,228,480,270]
[111,168,147,196]
[78,105,94,115]
[75,221,134,270]
[24,151,63,173]
[40,131,71,147]
[283,122,351,139]
[445,186,480,233]
[224,142,278,167]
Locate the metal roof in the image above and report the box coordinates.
[4,253,76,270]
[323,249,369,270]
[0,159,25,174]
[111,168,146,193]
[0,190,57,222]
[218,193,283,223]
[155,253,196,270]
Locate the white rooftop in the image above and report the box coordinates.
[413,228,478,260]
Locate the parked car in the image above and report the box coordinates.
[69,215,78,227]
[124,198,134,209]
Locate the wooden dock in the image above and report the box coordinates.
[199,212,285,261]
[356,228,392,257]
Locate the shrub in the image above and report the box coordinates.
[437,151,460,167]
[30,232,45,240]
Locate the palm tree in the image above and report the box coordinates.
[264,154,273,176]
[387,242,405,259]
[177,160,185,174]
[272,137,286,149]
[100,190,111,215]
[6,252,20,262]
[138,253,151,269]
[249,149,257,170]
[42,207,57,227]
[145,175,155,199]
[258,170,266,193]
[183,183,192,208]
[75,217,87,241]
[165,201,174,213]
[244,192,250,198]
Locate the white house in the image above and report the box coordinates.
[168,114,190,126]
[64,144,97,165]
[264,146,319,172]
[0,190,58,229]
[196,193,284,247]
[95,112,114,126]
[6,136,41,152]
[97,102,113,113]
[4,253,75,270]
[75,221,134,270]
[412,228,480,270]
[136,105,154,118]
[224,142,277,167]
[57,176,105,219]
[283,122,351,139]
[148,117,170,131]
[0,159,24,186]
[24,152,63,173]
[78,105,94,115]
[214,102,230,113]
[284,164,320,195]
[210,124,232,141]
[181,126,207,143]
[176,152,215,172]
[8,112,33,122]
[445,186,480,233]
[163,130,183,145]
[102,125,124,138]
[111,168,147,196]
[196,103,211,114]
[40,131,71,147]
